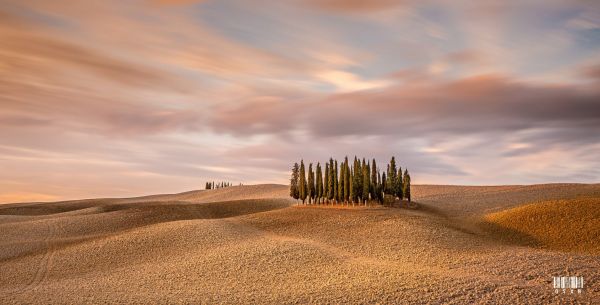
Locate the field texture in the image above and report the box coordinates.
[0,183,598,304]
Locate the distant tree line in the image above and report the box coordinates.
[289,156,411,206]
[205,181,242,189]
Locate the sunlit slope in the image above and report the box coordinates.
[413,183,600,217]
[1,184,599,303]
[483,196,600,254]
[0,184,291,217]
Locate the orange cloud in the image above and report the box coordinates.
[0,193,59,204]
[150,0,205,5]
[303,0,407,13]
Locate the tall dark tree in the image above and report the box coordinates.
[358,158,364,201]
[397,167,404,200]
[328,158,335,203]
[316,163,323,204]
[308,163,315,204]
[362,159,370,204]
[299,160,307,204]
[324,163,329,203]
[370,158,377,201]
[352,157,360,203]
[387,157,398,197]
[377,172,384,204]
[339,160,345,204]
[381,172,387,203]
[349,167,354,205]
[290,162,299,201]
[334,160,339,204]
[344,157,350,203]
[404,169,411,202]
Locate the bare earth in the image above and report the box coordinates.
[1,184,598,304]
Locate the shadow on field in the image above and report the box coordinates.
[0,199,293,263]
[476,220,541,248]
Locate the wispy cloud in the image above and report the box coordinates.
[0,0,599,202]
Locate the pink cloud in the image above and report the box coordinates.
[302,0,408,13]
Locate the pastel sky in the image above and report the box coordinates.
[1,0,600,203]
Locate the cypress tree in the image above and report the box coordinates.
[328,158,335,203]
[299,160,307,204]
[358,158,364,202]
[323,162,329,202]
[381,172,387,203]
[349,166,354,205]
[344,159,350,204]
[334,160,339,204]
[371,158,377,200]
[339,161,345,204]
[404,169,411,202]
[377,172,384,204]
[387,157,398,197]
[316,163,323,204]
[362,159,370,205]
[352,157,359,203]
[308,163,315,204]
[290,162,299,201]
[397,167,404,200]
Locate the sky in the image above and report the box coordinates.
[1,0,599,203]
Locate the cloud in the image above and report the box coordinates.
[566,11,600,30]
[209,74,600,141]
[443,50,487,66]
[210,96,296,136]
[1,33,175,88]
[316,69,390,91]
[150,0,206,5]
[580,63,600,81]
[1,0,600,203]
[302,0,408,13]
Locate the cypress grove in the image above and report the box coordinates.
[290,157,411,207]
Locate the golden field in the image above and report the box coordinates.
[483,196,600,254]
[0,183,598,304]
